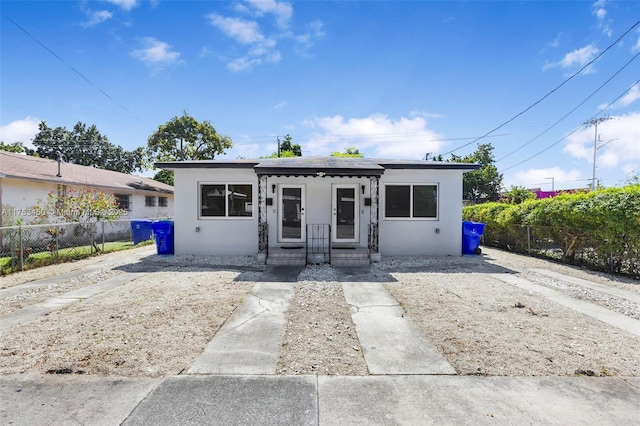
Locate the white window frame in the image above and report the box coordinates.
[198,182,254,220]
[383,183,439,220]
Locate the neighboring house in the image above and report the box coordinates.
[0,150,174,228]
[158,156,479,265]
[527,187,590,199]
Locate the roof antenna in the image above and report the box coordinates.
[56,150,65,177]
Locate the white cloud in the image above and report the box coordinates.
[600,83,640,109]
[543,44,599,72]
[301,114,444,159]
[563,112,640,169]
[245,0,293,28]
[292,20,325,56]
[274,100,288,110]
[227,57,261,72]
[80,10,113,28]
[592,0,612,37]
[0,117,41,147]
[510,167,586,190]
[207,3,322,71]
[207,14,282,71]
[633,34,640,53]
[130,37,181,69]
[105,0,139,11]
[208,15,265,44]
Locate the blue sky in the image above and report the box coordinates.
[1,0,639,190]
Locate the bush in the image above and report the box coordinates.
[463,185,640,277]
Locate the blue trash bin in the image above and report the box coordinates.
[462,221,486,255]
[152,220,174,255]
[131,220,153,245]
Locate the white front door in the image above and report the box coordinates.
[278,184,306,243]
[332,184,359,243]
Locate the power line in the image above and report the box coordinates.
[2,13,144,124]
[496,50,640,163]
[500,80,639,172]
[442,18,640,157]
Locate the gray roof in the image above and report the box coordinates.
[1,151,173,194]
[157,156,480,177]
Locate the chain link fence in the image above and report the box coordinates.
[0,219,165,274]
[481,224,639,277]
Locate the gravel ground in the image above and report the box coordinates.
[1,246,638,377]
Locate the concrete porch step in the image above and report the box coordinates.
[331,248,370,267]
[267,247,306,266]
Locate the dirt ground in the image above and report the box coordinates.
[1,246,638,377]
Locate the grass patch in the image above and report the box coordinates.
[0,239,153,276]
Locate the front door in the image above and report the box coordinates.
[278,185,305,242]
[332,184,359,243]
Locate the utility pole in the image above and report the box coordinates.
[277,137,281,158]
[584,116,611,191]
[545,177,555,192]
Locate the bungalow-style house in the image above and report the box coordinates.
[0,150,174,228]
[158,156,479,266]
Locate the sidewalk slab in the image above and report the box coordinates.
[187,281,294,375]
[529,268,640,304]
[0,272,149,331]
[318,375,640,425]
[341,281,456,375]
[493,274,640,338]
[122,375,317,426]
[0,374,159,426]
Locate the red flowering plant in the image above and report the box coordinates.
[34,186,125,252]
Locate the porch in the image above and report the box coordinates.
[259,223,378,267]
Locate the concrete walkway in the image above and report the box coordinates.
[493,273,640,338]
[0,271,149,331]
[342,281,456,375]
[187,281,295,375]
[2,262,640,425]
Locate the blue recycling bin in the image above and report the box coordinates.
[152,220,174,255]
[462,221,486,255]
[131,220,153,245]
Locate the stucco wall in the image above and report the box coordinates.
[378,169,464,256]
[173,167,466,257]
[0,178,174,226]
[173,168,259,256]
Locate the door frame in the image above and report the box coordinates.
[278,184,306,243]
[331,183,359,243]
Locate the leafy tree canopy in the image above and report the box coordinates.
[0,141,36,155]
[263,134,302,158]
[147,112,232,162]
[32,121,145,174]
[501,185,536,204]
[331,147,363,158]
[153,169,174,186]
[450,143,503,204]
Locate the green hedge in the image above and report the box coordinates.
[463,185,640,277]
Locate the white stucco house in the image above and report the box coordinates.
[158,156,479,266]
[0,150,174,228]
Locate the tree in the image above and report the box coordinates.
[450,143,503,204]
[147,112,232,162]
[501,185,536,204]
[153,169,174,186]
[263,134,303,158]
[424,152,444,161]
[331,147,363,158]
[32,121,145,174]
[0,141,36,155]
[34,186,124,252]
